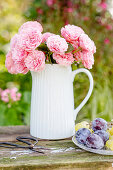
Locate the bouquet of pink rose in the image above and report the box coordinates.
[5,21,96,74]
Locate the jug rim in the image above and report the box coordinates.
[31,64,72,75]
[44,63,71,67]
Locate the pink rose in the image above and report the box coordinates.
[19,21,43,33]
[61,24,84,42]
[6,51,29,74]
[47,35,68,53]
[14,59,29,74]
[5,51,18,74]
[10,34,19,49]
[73,50,94,69]
[81,51,94,69]
[17,29,42,52]
[92,42,96,54]
[12,48,28,62]
[10,34,29,62]
[10,34,28,62]
[25,50,45,72]
[53,52,74,66]
[79,34,96,53]
[42,32,54,43]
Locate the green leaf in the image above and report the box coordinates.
[4,107,23,125]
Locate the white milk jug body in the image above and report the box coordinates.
[30,64,93,139]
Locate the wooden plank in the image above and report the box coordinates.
[0,126,30,142]
[0,126,113,169]
[0,126,29,135]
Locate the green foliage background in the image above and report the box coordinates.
[0,0,113,125]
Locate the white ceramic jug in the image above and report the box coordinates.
[30,64,93,139]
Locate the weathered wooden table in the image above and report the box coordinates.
[0,126,113,170]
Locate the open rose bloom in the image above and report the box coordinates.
[6,21,96,73]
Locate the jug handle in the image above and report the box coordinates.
[72,68,93,121]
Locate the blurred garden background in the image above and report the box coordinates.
[0,0,113,126]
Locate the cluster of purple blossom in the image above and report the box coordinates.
[6,21,96,74]
[0,88,21,103]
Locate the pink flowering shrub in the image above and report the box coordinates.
[0,88,21,103]
[0,86,30,125]
[6,21,96,72]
